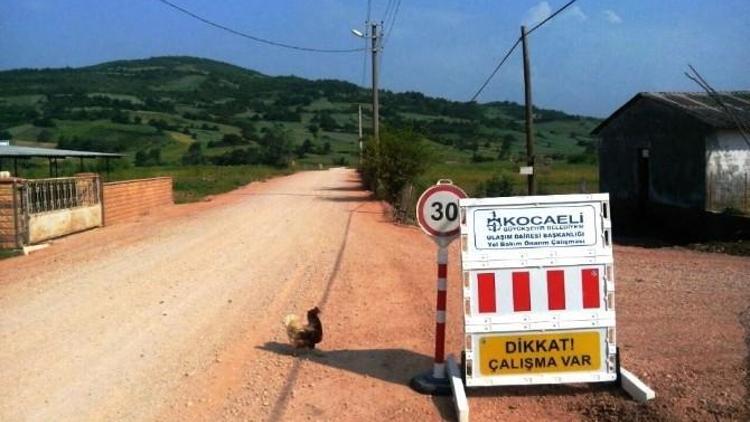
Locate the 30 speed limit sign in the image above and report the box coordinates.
[416,180,468,240]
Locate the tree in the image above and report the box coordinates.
[239,121,257,139]
[33,116,55,127]
[317,111,338,132]
[182,142,205,165]
[362,128,431,203]
[136,148,162,166]
[307,124,320,138]
[37,129,53,143]
[135,150,148,167]
[498,133,516,159]
[296,138,314,158]
[147,148,162,166]
[257,125,294,167]
[221,133,245,146]
[110,109,130,124]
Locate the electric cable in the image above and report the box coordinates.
[469,0,580,101]
[156,0,365,53]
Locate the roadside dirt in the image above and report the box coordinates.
[1,168,748,421]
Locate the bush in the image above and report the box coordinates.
[211,146,261,166]
[359,128,431,204]
[135,148,162,167]
[182,142,205,165]
[332,156,349,166]
[257,125,294,167]
[567,153,597,165]
[471,152,493,163]
[475,173,515,198]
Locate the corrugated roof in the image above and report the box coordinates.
[592,91,750,135]
[0,145,123,158]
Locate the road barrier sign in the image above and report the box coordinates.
[460,194,618,387]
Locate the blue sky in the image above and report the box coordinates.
[2,0,749,117]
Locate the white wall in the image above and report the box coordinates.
[705,130,750,213]
[28,205,102,244]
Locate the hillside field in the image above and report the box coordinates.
[0,56,600,200]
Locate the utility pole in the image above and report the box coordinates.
[371,22,380,143]
[521,25,536,195]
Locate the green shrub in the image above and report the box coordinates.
[475,173,515,197]
[181,142,205,165]
[359,128,431,204]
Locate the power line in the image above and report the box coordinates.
[361,0,372,87]
[156,0,365,53]
[527,0,579,35]
[382,0,402,46]
[468,0,579,101]
[469,38,521,102]
[382,0,395,24]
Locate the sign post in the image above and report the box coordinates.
[410,180,467,395]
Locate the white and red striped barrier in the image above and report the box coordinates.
[474,267,603,315]
[433,247,448,378]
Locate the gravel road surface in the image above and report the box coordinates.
[1,168,748,421]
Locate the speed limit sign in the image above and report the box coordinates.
[416,180,468,240]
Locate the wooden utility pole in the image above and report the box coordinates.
[521,25,536,195]
[371,22,380,143]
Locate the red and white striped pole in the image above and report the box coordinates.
[433,246,448,378]
[412,181,466,395]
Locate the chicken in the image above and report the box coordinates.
[282,306,323,349]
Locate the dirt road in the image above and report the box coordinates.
[1,168,748,421]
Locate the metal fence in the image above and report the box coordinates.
[26,176,100,214]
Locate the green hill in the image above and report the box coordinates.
[0,56,600,197]
[0,56,597,155]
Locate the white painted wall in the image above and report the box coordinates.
[705,130,750,213]
[28,205,102,244]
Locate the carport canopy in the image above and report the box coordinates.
[0,143,124,178]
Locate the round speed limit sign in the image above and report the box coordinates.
[416,180,467,240]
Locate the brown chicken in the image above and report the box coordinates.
[282,307,323,349]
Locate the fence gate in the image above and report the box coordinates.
[22,176,103,245]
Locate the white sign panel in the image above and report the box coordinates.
[459,193,617,388]
[472,205,598,250]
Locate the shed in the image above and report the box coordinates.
[592,91,750,237]
[0,142,123,177]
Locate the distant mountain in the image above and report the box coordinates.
[0,56,599,165]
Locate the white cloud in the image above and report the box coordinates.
[604,10,623,24]
[523,2,552,27]
[567,5,587,21]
